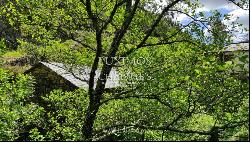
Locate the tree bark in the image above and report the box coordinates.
[82,95,101,140]
[81,0,182,140]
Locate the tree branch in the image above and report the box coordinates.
[164,21,194,41]
[141,39,197,47]
[100,83,185,111]
[137,0,182,48]
[95,123,211,137]
[227,0,249,10]
[117,0,182,59]
[101,0,127,32]
[169,9,211,31]
[69,33,96,51]
[81,0,104,97]
[94,0,140,94]
[94,119,248,140]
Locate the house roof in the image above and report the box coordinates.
[224,42,249,52]
[27,62,120,89]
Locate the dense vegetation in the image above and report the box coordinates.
[0,0,249,141]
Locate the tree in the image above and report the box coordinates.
[0,0,248,141]
[0,1,21,50]
[0,68,45,141]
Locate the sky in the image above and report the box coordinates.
[175,0,249,43]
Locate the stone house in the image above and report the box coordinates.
[223,42,249,80]
[24,62,120,95]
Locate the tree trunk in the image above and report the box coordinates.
[82,96,101,141]
[208,127,219,141]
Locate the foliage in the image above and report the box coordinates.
[0,68,44,141]
[0,39,6,56]
[40,89,89,141]
[0,0,249,141]
[2,50,26,58]
[0,71,89,141]
[98,41,249,140]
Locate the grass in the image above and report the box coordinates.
[1,50,27,63]
[0,50,30,73]
[2,50,26,58]
[1,64,31,73]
